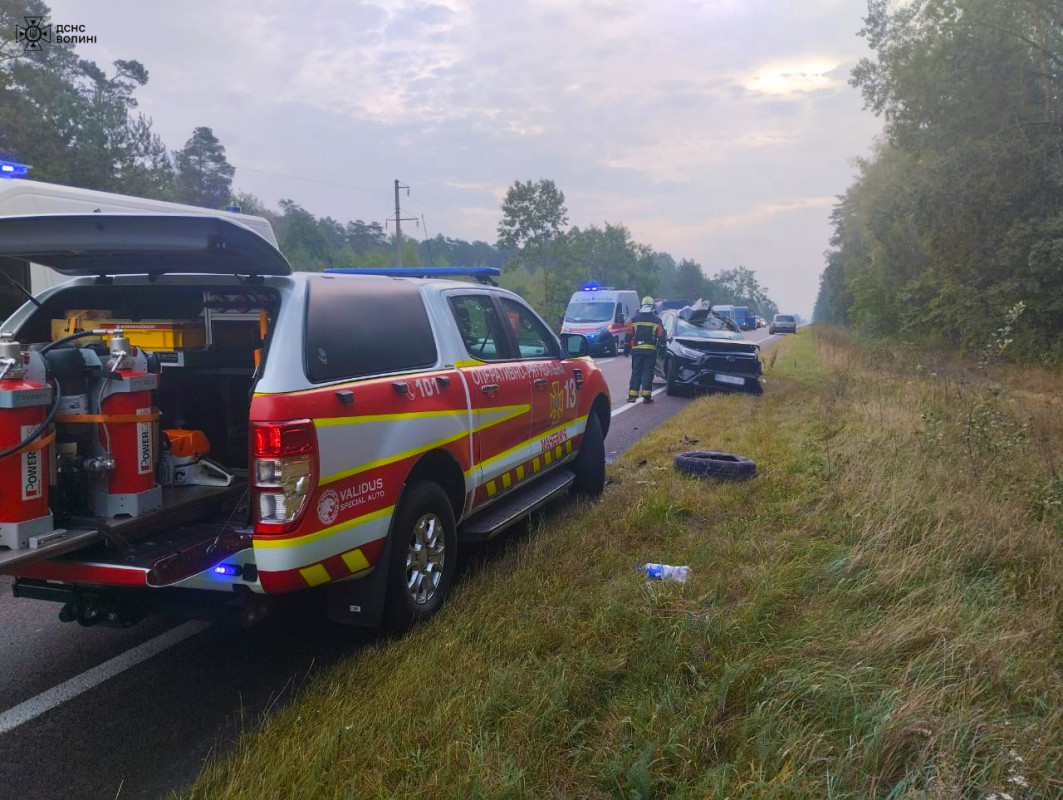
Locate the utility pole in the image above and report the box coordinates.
[390,179,418,269]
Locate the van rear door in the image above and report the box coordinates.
[0,215,291,278]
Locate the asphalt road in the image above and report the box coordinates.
[0,328,782,800]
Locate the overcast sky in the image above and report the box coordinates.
[49,0,881,317]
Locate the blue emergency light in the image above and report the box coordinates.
[213,564,242,577]
[324,267,501,284]
[0,160,28,178]
[581,283,598,291]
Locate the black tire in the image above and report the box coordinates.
[665,356,681,397]
[674,451,756,482]
[606,336,618,357]
[383,481,457,631]
[571,412,606,497]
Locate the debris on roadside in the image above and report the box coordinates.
[638,563,691,582]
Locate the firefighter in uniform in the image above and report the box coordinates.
[628,296,665,404]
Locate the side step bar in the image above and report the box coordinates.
[461,468,575,541]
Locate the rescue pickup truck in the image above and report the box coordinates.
[0,214,611,630]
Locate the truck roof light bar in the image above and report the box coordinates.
[323,267,501,285]
[0,160,29,179]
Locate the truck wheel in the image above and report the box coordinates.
[571,412,605,497]
[384,481,457,630]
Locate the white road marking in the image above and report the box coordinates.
[610,386,667,417]
[0,620,211,735]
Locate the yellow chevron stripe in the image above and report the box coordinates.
[478,414,588,471]
[300,563,331,587]
[341,548,371,573]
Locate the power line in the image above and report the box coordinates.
[420,214,436,266]
[230,164,391,196]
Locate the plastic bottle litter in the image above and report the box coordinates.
[639,563,691,583]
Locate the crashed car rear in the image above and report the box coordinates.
[657,300,763,396]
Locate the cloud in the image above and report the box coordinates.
[45,0,882,318]
[740,57,848,95]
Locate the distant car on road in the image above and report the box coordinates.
[656,302,763,396]
[769,314,797,335]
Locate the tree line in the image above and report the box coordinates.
[814,0,1063,362]
[496,179,779,325]
[0,0,779,324]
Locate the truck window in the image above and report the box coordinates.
[499,297,559,360]
[449,294,511,361]
[305,276,437,382]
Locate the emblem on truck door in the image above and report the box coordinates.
[317,489,340,525]
[550,381,563,425]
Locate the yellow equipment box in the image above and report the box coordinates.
[52,315,207,351]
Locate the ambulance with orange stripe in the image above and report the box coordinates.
[0,215,610,629]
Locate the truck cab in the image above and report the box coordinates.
[0,214,611,630]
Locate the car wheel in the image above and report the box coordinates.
[674,451,756,482]
[665,356,681,397]
[384,481,457,630]
[606,336,618,357]
[571,412,605,497]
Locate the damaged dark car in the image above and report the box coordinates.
[656,301,763,396]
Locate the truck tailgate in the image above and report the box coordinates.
[0,483,247,575]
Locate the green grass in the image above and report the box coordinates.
[179,328,1063,800]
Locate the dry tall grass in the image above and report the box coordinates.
[180,328,1062,800]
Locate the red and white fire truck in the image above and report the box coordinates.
[0,213,610,629]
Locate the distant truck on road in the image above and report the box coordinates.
[732,306,751,330]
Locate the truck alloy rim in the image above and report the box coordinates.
[406,512,445,605]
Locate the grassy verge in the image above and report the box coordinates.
[181,328,1063,800]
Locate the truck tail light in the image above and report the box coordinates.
[251,421,317,535]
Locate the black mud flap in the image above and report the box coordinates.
[325,534,393,627]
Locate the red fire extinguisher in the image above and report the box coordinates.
[90,334,162,517]
[0,334,55,550]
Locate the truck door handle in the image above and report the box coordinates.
[533,378,548,390]
[481,384,499,395]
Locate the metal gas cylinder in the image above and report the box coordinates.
[91,334,162,517]
[0,333,55,549]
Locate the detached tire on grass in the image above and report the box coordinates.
[674,451,756,481]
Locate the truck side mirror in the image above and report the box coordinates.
[560,333,589,358]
